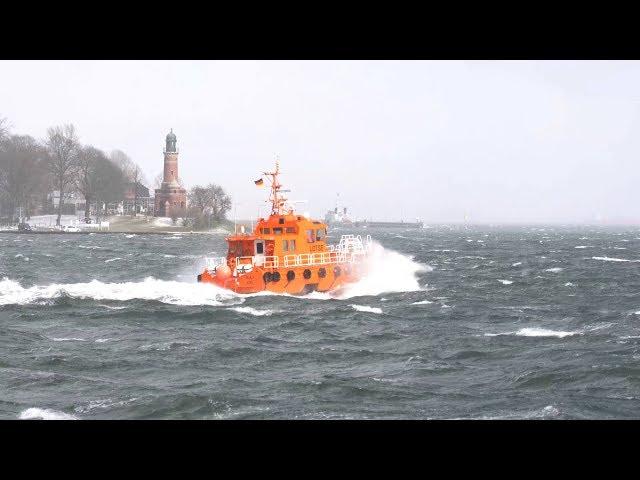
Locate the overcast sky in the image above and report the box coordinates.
[1,60,639,223]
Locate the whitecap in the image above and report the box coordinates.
[351,304,382,314]
[412,300,433,305]
[51,337,85,342]
[228,306,274,316]
[485,327,580,338]
[498,279,513,285]
[592,256,637,263]
[512,262,522,267]
[545,267,563,273]
[104,257,122,263]
[574,245,592,249]
[19,408,78,420]
[0,277,241,307]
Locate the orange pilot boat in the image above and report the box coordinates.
[197,162,372,295]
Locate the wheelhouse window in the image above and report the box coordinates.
[274,227,283,235]
[316,229,326,240]
[283,240,289,251]
[256,242,264,254]
[290,239,296,251]
[262,228,271,234]
[285,227,296,234]
[306,229,316,243]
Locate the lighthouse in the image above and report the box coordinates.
[154,129,187,217]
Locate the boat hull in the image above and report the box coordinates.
[198,262,362,295]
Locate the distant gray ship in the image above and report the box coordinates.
[355,220,424,229]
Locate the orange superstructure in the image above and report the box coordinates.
[197,162,372,294]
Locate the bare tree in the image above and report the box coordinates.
[46,124,80,226]
[111,150,145,217]
[209,184,232,221]
[1,135,47,220]
[0,117,9,142]
[186,183,231,230]
[153,172,163,190]
[94,156,126,221]
[75,146,106,221]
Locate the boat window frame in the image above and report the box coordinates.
[306,229,316,243]
[274,227,283,235]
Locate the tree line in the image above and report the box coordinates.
[1,115,234,230]
[183,183,232,229]
[0,116,144,226]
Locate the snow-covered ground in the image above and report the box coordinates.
[152,217,174,227]
[26,215,85,227]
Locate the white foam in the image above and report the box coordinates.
[229,306,273,316]
[19,408,78,420]
[104,257,122,263]
[574,245,592,249]
[498,279,513,285]
[485,327,580,338]
[545,267,563,273]
[0,277,242,306]
[592,256,637,263]
[412,300,433,305]
[351,304,382,314]
[51,337,85,342]
[330,242,429,299]
[512,262,522,267]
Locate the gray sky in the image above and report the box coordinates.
[1,60,639,223]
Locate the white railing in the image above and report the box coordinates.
[202,235,373,276]
[234,255,278,272]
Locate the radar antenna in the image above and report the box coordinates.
[263,159,292,215]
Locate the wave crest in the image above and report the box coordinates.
[0,277,241,306]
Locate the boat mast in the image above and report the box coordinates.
[264,159,289,215]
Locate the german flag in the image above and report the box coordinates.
[254,178,264,187]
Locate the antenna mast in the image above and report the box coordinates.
[263,157,290,215]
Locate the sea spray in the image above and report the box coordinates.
[0,277,242,306]
[330,242,430,299]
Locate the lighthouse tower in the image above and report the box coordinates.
[154,129,187,217]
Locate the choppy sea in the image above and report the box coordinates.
[2,225,640,419]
